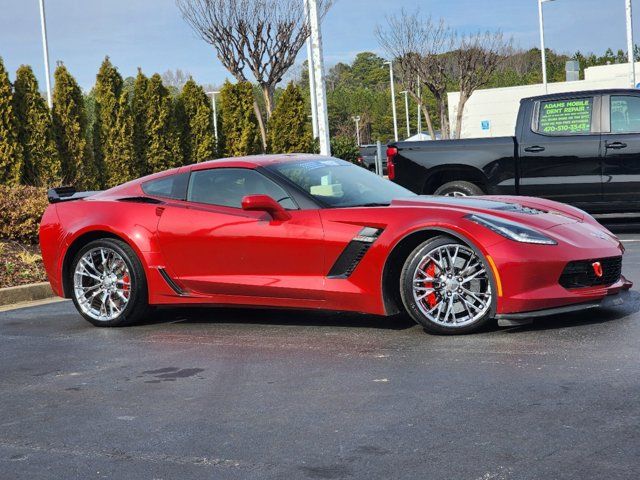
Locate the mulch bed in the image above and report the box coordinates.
[0,241,48,288]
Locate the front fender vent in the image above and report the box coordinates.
[327,227,383,279]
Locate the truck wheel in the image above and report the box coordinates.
[434,181,484,197]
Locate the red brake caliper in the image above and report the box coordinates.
[122,274,130,297]
[423,262,438,309]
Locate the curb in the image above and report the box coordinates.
[0,282,54,307]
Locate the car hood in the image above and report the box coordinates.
[390,195,584,230]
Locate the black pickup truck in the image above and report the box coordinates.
[387,89,640,213]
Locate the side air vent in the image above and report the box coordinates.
[327,227,383,279]
[158,267,186,295]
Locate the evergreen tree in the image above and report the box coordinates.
[218,81,261,157]
[52,64,94,188]
[131,69,149,176]
[105,93,135,187]
[93,57,124,188]
[144,74,182,173]
[0,57,23,185]
[178,78,215,163]
[267,82,312,154]
[13,65,60,186]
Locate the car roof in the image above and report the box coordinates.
[190,153,333,171]
[521,88,640,103]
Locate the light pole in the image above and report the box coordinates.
[538,0,555,93]
[352,116,361,146]
[416,76,422,134]
[384,61,399,142]
[308,0,331,156]
[38,0,52,108]
[206,91,219,143]
[303,0,319,138]
[400,91,410,138]
[626,0,636,87]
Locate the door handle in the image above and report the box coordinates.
[524,146,545,153]
[605,141,627,150]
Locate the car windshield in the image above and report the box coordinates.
[268,158,416,207]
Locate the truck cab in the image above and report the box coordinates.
[389,89,640,214]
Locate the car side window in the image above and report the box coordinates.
[610,95,640,133]
[535,97,593,135]
[142,173,189,200]
[187,168,297,209]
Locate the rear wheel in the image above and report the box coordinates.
[400,236,495,334]
[434,181,484,197]
[70,238,149,327]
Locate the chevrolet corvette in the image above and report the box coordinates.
[39,154,632,334]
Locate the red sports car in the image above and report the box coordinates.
[39,154,632,334]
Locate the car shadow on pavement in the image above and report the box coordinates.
[142,306,418,331]
[500,290,640,333]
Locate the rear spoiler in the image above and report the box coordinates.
[47,186,101,204]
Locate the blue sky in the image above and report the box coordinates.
[0,0,633,91]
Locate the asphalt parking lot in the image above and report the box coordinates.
[1,233,640,480]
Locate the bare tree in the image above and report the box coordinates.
[451,31,513,138]
[376,10,453,139]
[161,69,192,89]
[177,0,331,150]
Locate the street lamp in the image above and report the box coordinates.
[626,0,636,87]
[307,0,331,156]
[38,0,52,108]
[303,0,319,138]
[205,91,220,143]
[384,60,399,142]
[352,116,361,146]
[538,0,555,93]
[400,91,410,138]
[416,76,422,134]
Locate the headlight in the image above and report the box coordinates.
[466,214,557,245]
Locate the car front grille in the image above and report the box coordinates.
[559,256,622,289]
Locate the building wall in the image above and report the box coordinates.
[447,62,640,139]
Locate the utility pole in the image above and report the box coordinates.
[352,116,361,146]
[627,0,636,87]
[206,91,220,143]
[38,0,52,108]
[400,91,410,138]
[303,0,319,138]
[308,0,330,156]
[384,61,399,142]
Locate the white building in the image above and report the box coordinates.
[447,62,640,139]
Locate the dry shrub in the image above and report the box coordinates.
[0,186,49,244]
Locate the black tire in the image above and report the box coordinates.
[433,181,484,197]
[399,236,496,335]
[70,238,150,327]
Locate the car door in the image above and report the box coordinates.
[518,95,603,208]
[601,93,640,211]
[155,167,326,302]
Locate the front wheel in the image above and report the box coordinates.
[400,236,495,334]
[70,238,149,327]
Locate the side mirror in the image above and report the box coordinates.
[241,194,291,221]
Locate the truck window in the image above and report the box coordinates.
[610,95,640,133]
[536,98,593,135]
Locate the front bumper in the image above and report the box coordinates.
[496,276,632,324]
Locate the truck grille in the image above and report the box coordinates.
[559,256,622,289]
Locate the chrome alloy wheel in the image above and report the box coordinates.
[412,243,492,327]
[444,191,467,197]
[73,247,132,321]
